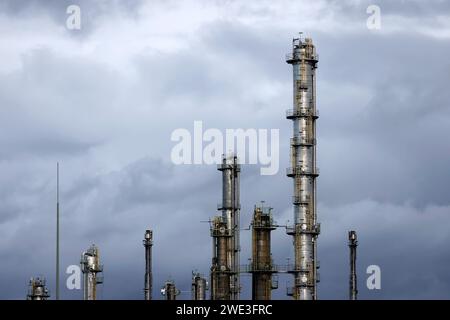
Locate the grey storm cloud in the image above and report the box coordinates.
[0,0,449,299]
[0,0,145,37]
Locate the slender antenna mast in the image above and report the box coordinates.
[56,163,60,300]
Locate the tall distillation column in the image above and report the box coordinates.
[143,229,153,300]
[211,154,240,300]
[81,244,103,300]
[286,36,320,300]
[250,204,277,300]
[349,231,358,300]
[192,272,208,300]
[27,277,50,300]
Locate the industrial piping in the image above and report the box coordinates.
[286,36,320,300]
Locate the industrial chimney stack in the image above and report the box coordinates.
[143,229,153,300]
[349,230,358,300]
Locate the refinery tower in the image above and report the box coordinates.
[210,154,241,300]
[286,36,320,300]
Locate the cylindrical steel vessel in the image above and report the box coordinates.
[80,244,103,300]
[286,37,320,300]
[192,273,208,300]
[250,205,276,300]
[211,154,240,300]
[162,281,179,300]
[210,217,231,300]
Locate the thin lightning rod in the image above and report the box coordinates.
[56,163,60,300]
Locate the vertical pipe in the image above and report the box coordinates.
[232,155,240,299]
[144,230,153,300]
[91,271,97,300]
[82,254,87,300]
[286,36,320,300]
[210,225,217,300]
[349,231,358,300]
[167,283,176,300]
[56,163,60,300]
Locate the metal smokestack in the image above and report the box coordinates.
[349,231,358,300]
[286,35,320,300]
[143,229,153,300]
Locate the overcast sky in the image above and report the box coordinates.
[1,0,450,300]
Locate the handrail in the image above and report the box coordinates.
[286,108,319,118]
